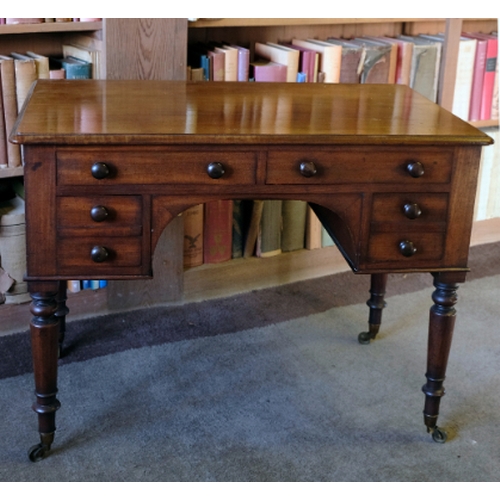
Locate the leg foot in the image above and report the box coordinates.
[430,426,448,444]
[28,432,55,462]
[358,274,388,344]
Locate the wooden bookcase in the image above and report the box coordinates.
[0,18,498,335]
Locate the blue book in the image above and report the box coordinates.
[60,56,91,79]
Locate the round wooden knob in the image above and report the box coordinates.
[91,162,110,180]
[399,240,417,257]
[90,246,109,263]
[299,161,317,178]
[403,203,422,220]
[90,205,109,222]
[206,162,225,179]
[405,161,424,178]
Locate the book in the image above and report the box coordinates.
[291,39,342,83]
[492,57,499,121]
[281,200,307,252]
[183,204,204,269]
[254,42,300,83]
[203,200,233,264]
[0,85,7,168]
[348,38,393,83]
[232,199,253,259]
[243,200,264,257]
[67,280,81,293]
[399,35,442,102]
[59,56,92,79]
[421,34,477,120]
[25,51,50,79]
[250,60,287,82]
[0,56,21,168]
[305,206,322,250]
[465,34,488,121]
[229,45,250,82]
[359,36,399,84]
[62,43,100,79]
[257,200,283,258]
[6,18,43,24]
[215,45,238,81]
[325,38,364,83]
[464,33,498,120]
[11,53,37,110]
[282,43,319,83]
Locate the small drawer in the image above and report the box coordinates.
[57,196,142,237]
[266,147,453,185]
[56,148,257,186]
[57,237,143,274]
[367,232,445,264]
[371,193,449,231]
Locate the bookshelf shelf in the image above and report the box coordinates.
[0,21,103,35]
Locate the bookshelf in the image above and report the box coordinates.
[0,18,498,334]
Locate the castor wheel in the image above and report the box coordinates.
[431,427,448,444]
[28,443,50,462]
[358,331,374,345]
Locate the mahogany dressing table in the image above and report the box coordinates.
[11,80,493,461]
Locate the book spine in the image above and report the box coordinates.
[469,39,487,121]
[257,200,283,258]
[183,204,204,268]
[203,200,233,264]
[281,200,307,252]
[480,38,498,120]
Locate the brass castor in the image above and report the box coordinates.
[431,426,448,444]
[28,443,50,462]
[358,331,375,345]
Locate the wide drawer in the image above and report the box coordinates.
[266,147,453,184]
[57,236,143,274]
[57,148,257,186]
[57,196,142,237]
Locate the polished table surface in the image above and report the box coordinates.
[12,80,493,461]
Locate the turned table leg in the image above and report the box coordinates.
[28,281,62,462]
[358,273,388,344]
[422,271,466,443]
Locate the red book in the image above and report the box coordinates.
[203,200,233,264]
[464,34,488,121]
[465,33,498,120]
[250,61,287,82]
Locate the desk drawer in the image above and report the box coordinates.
[57,196,142,237]
[57,149,257,186]
[57,236,143,274]
[266,148,453,184]
[367,232,445,264]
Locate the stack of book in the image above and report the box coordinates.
[0,44,97,171]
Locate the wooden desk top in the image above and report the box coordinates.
[12,80,493,147]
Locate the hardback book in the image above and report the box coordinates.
[348,38,393,84]
[463,33,498,121]
[0,88,7,168]
[491,60,499,121]
[6,18,43,24]
[10,53,37,110]
[232,199,253,259]
[59,56,92,79]
[257,200,283,258]
[183,204,204,269]
[215,45,238,81]
[358,36,399,84]
[203,199,233,264]
[229,45,250,82]
[25,51,50,79]
[250,60,287,82]
[208,49,225,81]
[322,227,335,248]
[281,200,307,252]
[243,200,264,258]
[67,280,81,293]
[464,35,488,121]
[292,39,342,83]
[398,35,442,102]
[326,38,365,83]
[305,206,322,250]
[421,34,477,120]
[254,42,300,83]
[381,36,414,86]
[0,56,21,168]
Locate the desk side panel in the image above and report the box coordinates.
[23,146,57,278]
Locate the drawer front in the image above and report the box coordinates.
[367,232,445,264]
[57,236,143,274]
[266,148,453,185]
[371,193,449,231]
[57,196,142,237]
[57,149,257,186]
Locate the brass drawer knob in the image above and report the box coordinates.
[91,162,110,180]
[399,240,417,257]
[403,203,422,220]
[90,205,109,222]
[299,161,317,178]
[207,162,225,179]
[405,161,424,178]
[90,246,109,263]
